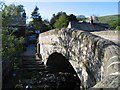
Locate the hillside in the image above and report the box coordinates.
[98,14,118,24]
[98,14,119,29]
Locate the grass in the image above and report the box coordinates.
[98,14,118,24]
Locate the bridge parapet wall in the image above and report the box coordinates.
[38,28,120,88]
[68,30,120,88]
[92,30,120,46]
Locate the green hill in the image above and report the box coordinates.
[98,14,118,24]
[98,14,119,29]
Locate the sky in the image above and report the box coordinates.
[3,1,119,23]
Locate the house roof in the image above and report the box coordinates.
[67,21,110,31]
[7,16,26,27]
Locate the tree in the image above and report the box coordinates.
[2,4,24,17]
[116,26,120,30]
[30,6,42,30]
[30,6,50,33]
[68,14,78,21]
[31,6,41,20]
[2,30,25,60]
[50,12,67,29]
[109,20,118,29]
[54,14,68,28]
[1,29,25,73]
[2,4,25,27]
[50,14,60,29]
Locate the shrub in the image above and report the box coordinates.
[116,26,120,30]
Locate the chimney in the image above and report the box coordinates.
[90,16,93,24]
[22,10,26,18]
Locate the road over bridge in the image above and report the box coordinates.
[36,28,120,89]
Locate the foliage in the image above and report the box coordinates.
[50,12,67,29]
[50,12,83,29]
[50,14,58,29]
[116,26,120,30]
[98,15,119,30]
[31,6,41,19]
[109,20,118,29]
[2,4,24,16]
[29,6,51,33]
[68,14,78,22]
[54,14,69,28]
[2,4,25,27]
[2,30,25,60]
[50,12,78,29]
[98,15,118,23]
[1,3,26,72]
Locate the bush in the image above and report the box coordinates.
[116,26,120,30]
[2,30,25,60]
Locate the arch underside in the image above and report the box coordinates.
[46,52,76,74]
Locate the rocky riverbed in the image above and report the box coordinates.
[15,70,80,90]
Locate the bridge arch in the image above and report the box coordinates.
[46,52,76,74]
[37,28,120,88]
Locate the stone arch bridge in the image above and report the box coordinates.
[36,28,120,89]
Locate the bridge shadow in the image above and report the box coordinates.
[46,52,81,89]
[46,52,81,90]
[46,52,76,74]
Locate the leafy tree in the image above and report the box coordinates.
[116,26,120,30]
[30,6,42,29]
[1,29,26,72]
[49,14,58,29]
[31,6,41,19]
[1,3,26,73]
[1,3,26,57]
[50,12,68,29]
[68,14,78,21]
[1,3,26,58]
[2,4,25,27]
[30,6,50,33]
[2,30,25,60]
[109,20,118,29]
[54,14,68,28]
[2,4,24,16]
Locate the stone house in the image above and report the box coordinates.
[67,16,110,32]
[7,11,26,37]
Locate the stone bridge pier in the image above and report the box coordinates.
[37,28,120,89]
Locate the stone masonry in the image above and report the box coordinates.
[37,28,120,89]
